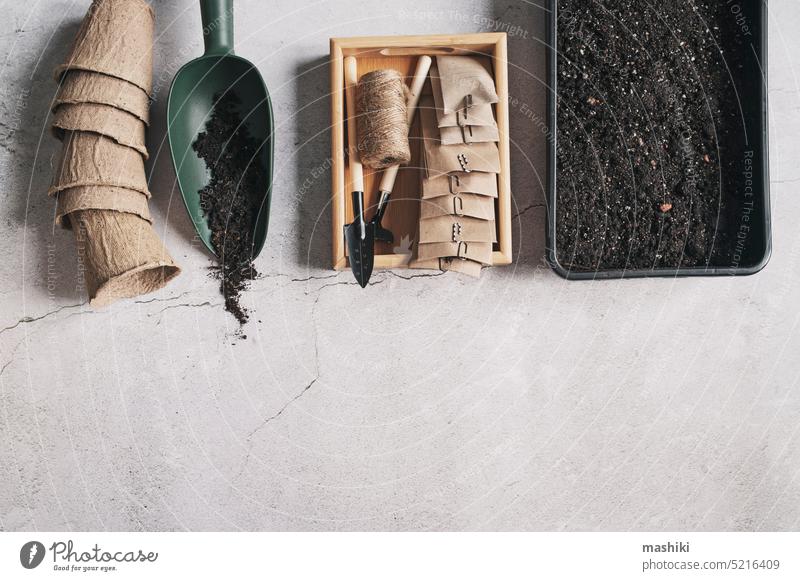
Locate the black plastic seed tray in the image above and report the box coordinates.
[546,0,771,279]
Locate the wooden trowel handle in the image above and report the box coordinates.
[378,55,433,194]
[344,56,364,194]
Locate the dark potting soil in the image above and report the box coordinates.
[556,0,748,270]
[192,92,265,328]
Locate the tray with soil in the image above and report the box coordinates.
[547,0,770,279]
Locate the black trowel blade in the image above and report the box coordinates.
[345,224,375,288]
[344,192,375,288]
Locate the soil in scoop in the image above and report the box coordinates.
[556,0,749,270]
[192,92,266,328]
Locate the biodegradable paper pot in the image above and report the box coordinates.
[55,186,151,229]
[52,103,148,158]
[71,209,180,307]
[55,70,150,124]
[49,131,150,197]
[54,0,155,95]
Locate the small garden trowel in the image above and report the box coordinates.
[343,57,374,288]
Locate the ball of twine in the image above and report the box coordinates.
[356,69,411,169]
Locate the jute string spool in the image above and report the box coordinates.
[355,69,411,170]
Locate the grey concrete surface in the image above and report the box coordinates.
[1,0,799,531]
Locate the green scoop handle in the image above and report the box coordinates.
[201,0,234,56]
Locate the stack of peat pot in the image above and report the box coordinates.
[49,0,180,307]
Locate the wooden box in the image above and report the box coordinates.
[330,33,512,270]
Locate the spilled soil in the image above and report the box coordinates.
[556,0,754,271]
[193,92,266,328]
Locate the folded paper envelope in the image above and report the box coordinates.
[421,171,498,200]
[435,56,499,114]
[420,193,496,221]
[418,216,497,244]
[420,97,500,177]
[431,65,497,129]
[440,123,500,145]
[415,241,494,265]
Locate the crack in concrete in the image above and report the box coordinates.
[386,271,447,281]
[150,301,215,315]
[232,290,326,481]
[242,273,345,298]
[252,272,341,284]
[0,358,14,378]
[150,301,220,325]
[133,291,194,305]
[512,203,545,220]
[0,337,28,381]
[245,291,324,436]
[317,277,387,291]
[0,302,85,336]
[234,376,320,481]
[254,272,340,283]
[250,378,319,437]
[290,274,339,283]
[1,294,220,335]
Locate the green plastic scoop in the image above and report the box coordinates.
[167,0,274,260]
